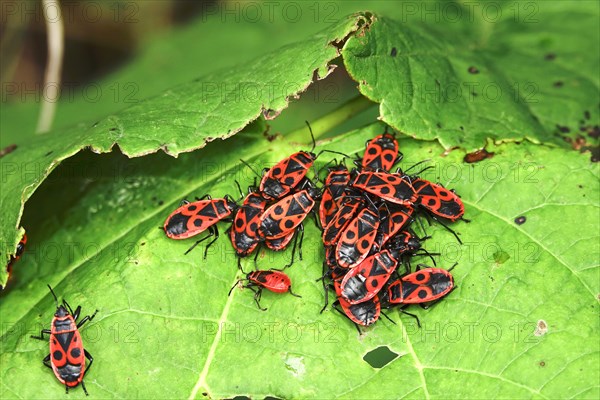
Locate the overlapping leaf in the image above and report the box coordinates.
[343,2,600,150]
[0,13,369,281]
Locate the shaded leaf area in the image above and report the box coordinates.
[1,123,598,398]
[0,14,368,278]
[343,1,600,150]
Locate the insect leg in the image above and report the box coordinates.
[77,310,98,328]
[42,354,52,369]
[31,329,51,340]
[202,225,220,260]
[81,380,89,396]
[84,349,94,373]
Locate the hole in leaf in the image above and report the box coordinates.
[363,346,399,368]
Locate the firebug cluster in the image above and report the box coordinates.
[21,126,468,396]
[162,125,467,326]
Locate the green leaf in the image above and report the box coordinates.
[2,122,598,398]
[0,13,369,283]
[342,2,600,150]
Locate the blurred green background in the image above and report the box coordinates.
[1,0,405,142]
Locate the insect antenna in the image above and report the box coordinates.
[305,120,317,153]
[239,159,262,179]
[47,284,59,308]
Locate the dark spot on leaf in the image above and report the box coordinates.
[202,393,208,397]
[141,242,146,246]
[544,53,556,60]
[109,127,117,131]
[556,125,570,133]
[514,216,526,225]
[92,121,99,127]
[584,110,591,120]
[591,146,599,162]
[45,150,53,156]
[436,122,442,129]
[390,47,397,57]
[0,144,17,158]
[539,361,546,367]
[534,320,548,336]
[553,81,563,88]
[471,91,477,97]
[578,184,583,188]
[464,149,494,163]
[158,200,164,206]
[459,126,464,131]
[468,66,479,74]
[588,126,599,139]
[363,346,399,368]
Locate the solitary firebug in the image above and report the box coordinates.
[31,285,97,396]
[229,270,301,310]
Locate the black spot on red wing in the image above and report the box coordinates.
[284,158,306,175]
[55,332,75,352]
[384,153,394,162]
[438,201,463,217]
[370,256,391,276]
[346,230,356,240]
[274,205,284,215]
[253,272,268,284]
[416,273,425,281]
[370,278,379,288]
[323,199,333,210]
[214,201,229,215]
[193,219,203,227]
[417,185,436,196]
[272,167,282,176]
[380,186,391,195]
[389,283,402,302]
[166,213,191,235]
[360,239,370,250]
[392,213,407,223]
[284,220,294,229]
[187,205,197,211]
[70,348,81,358]
[286,198,305,216]
[235,218,244,228]
[249,222,258,231]
[418,290,428,299]
[199,203,218,218]
[53,350,63,360]
[284,176,295,185]
[427,199,436,206]
[367,147,378,155]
